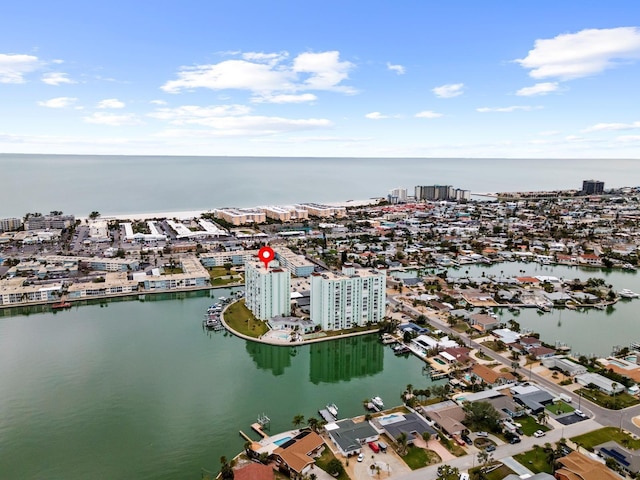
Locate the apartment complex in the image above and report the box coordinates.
[415,185,470,202]
[259,205,309,222]
[0,217,23,232]
[200,250,259,267]
[274,247,315,277]
[25,214,75,230]
[582,179,605,195]
[388,187,408,204]
[214,208,266,225]
[309,263,386,331]
[245,259,291,320]
[0,279,63,306]
[296,203,346,218]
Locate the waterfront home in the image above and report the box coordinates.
[0,279,63,306]
[528,346,557,360]
[541,356,588,377]
[469,313,500,332]
[67,272,139,299]
[372,412,436,446]
[234,463,273,480]
[470,364,516,388]
[556,450,623,480]
[273,430,325,480]
[325,419,378,456]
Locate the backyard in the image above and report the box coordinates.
[400,445,441,470]
[513,445,554,474]
[572,426,640,451]
[576,388,640,410]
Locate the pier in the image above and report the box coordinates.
[318,408,337,423]
[251,423,269,438]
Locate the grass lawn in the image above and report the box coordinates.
[207,266,230,277]
[401,446,441,470]
[162,267,184,274]
[518,416,549,436]
[483,340,506,352]
[470,464,515,480]
[576,388,640,410]
[211,276,242,286]
[514,446,553,474]
[315,448,351,480]
[572,427,640,451]
[545,401,574,414]
[320,325,379,338]
[223,300,269,337]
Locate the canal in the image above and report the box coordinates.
[0,289,442,480]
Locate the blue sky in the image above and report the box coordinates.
[1,1,640,157]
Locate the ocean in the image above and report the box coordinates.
[1,154,638,218]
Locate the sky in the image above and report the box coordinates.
[1,1,640,158]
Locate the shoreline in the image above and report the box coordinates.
[76,198,380,222]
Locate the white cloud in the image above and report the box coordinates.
[37,97,77,108]
[432,83,464,98]
[387,62,405,75]
[150,99,167,105]
[162,50,355,95]
[539,130,561,136]
[616,135,640,142]
[415,110,443,119]
[0,53,39,83]
[365,112,388,120]
[84,112,142,126]
[516,82,560,96]
[41,72,75,86]
[97,98,126,109]
[583,121,640,132]
[477,105,542,113]
[516,27,640,80]
[148,104,332,136]
[251,93,317,104]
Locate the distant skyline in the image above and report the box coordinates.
[2,1,640,158]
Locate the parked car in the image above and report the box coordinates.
[368,441,380,453]
[486,445,496,452]
[461,434,473,445]
[510,436,521,444]
[534,430,546,438]
[575,409,587,418]
[477,431,488,438]
[357,453,364,462]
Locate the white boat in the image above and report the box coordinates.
[619,289,639,299]
[326,403,338,418]
[371,396,384,409]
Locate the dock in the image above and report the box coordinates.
[251,423,269,438]
[318,408,336,423]
[238,430,253,442]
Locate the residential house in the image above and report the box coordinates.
[555,450,623,480]
[273,430,325,480]
[470,364,516,388]
[325,419,378,456]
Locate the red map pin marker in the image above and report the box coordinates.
[258,246,275,270]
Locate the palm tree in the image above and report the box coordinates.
[307,417,321,432]
[537,411,549,425]
[292,414,305,428]
[396,432,409,456]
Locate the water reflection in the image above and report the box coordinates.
[245,342,293,376]
[309,335,383,384]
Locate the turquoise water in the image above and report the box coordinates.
[273,436,292,446]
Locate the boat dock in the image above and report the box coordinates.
[318,408,336,423]
[251,423,269,438]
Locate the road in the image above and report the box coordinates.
[386,294,640,477]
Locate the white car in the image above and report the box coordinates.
[476,431,488,437]
[534,430,546,438]
[357,453,364,462]
[575,409,587,418]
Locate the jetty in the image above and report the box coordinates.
[318,408,336,423]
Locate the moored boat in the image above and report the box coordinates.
[52,301,71,310]
[619,289,639,299]
[371,396,384,409]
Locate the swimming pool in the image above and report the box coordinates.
[626,356,637,363]
[609,359,630,368]
[379,414,404,426]
[273,436,292,446]
[433,358,446,365]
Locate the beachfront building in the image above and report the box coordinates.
[388,187,408,204]
[274,247,315,277]
[245,258,291,320]
[309,263,386,331]
[0,217,23,233]
[121,221,167,242]
[25,214,75,230]
[415,185,471,202]
[295,203,346,218]
[0,279,63,306]
[67,273,139,299]
[214,208,266,225]
[582,179,605,195]
[259,205,309,222]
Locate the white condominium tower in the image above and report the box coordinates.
[245,259,291,320]
[310,263,386,331]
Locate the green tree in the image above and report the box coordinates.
[463,401,501,432]
[88,211,101,220]
[396,432,409,456]
[326,458,344,476]
[436,464,460,480]
[292,414,305,428]
[219,456,234,480]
